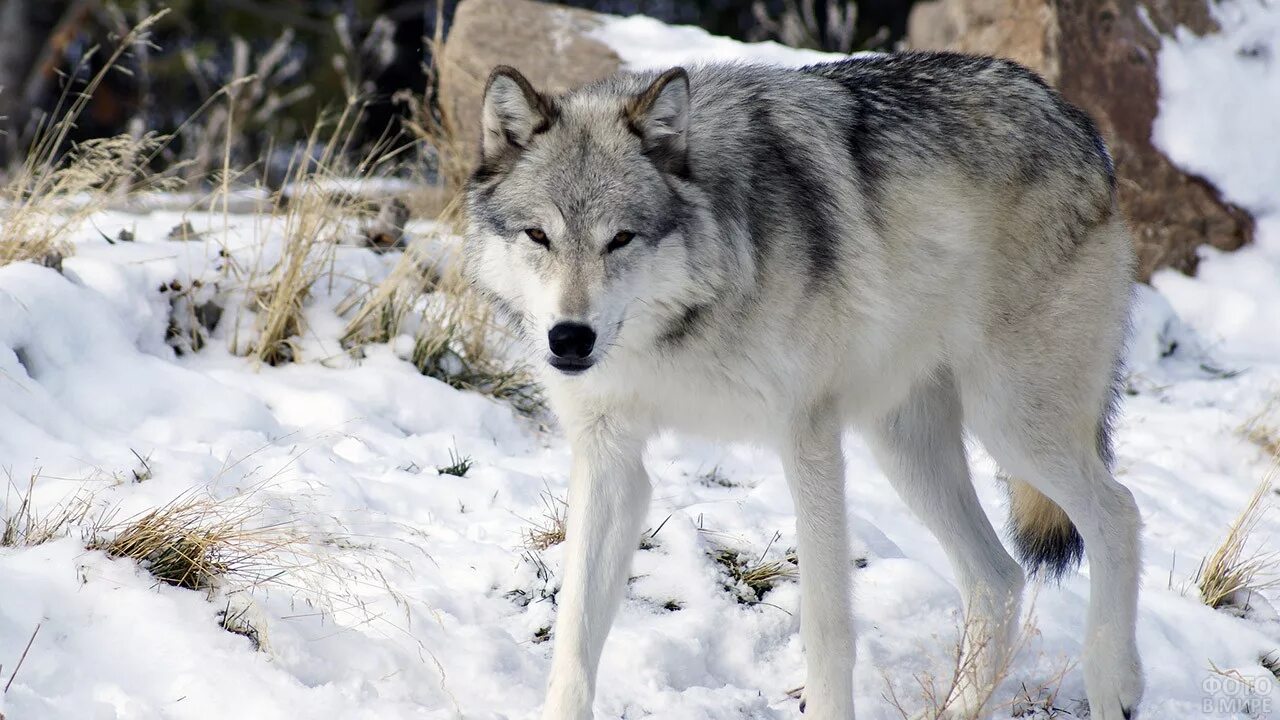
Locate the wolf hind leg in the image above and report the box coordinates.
[961,368,1142,720]
[867,368,1024,718]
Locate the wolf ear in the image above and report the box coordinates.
[626,68,690,176]
[481,66,555,162]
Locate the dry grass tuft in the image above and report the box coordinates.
[88,491,303,591]
[522,491,568,552]
[337,215,444,348]
[408,294,544,416]
[2,471,94,548]
[1194,473,1279,612]
[0,135,170,269]
[199,22,415,363]
[242,102,398,365]
[708,531,798,605]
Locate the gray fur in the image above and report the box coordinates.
[464,52,1143,720]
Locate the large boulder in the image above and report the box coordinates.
[438,0,620,177]
[907,0,1254,281]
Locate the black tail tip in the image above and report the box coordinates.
[1009,518,1085,581]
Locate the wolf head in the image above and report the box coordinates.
[463,65,705,377]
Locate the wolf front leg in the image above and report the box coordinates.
[783,404,856,719]
[542,420,651,720]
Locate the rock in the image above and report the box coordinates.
[167,220,200,242]
[907,0,1059,76]
[907,0,1254,281]
[438,0,621,178]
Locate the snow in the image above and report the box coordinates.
[592,15,846,70]
[2,8,1280,720]
[1153,0,1280,218]
[1152,0,1280,364]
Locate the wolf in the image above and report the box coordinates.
[464,52,1142,720]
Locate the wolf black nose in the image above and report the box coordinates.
[548,322,596,359]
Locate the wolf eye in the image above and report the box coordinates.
[606,231,635,253]
[524,228,549,247]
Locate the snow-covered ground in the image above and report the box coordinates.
[2,5,1280,719]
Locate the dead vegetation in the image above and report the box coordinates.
[0,14,176,270]
[706,531,798,605]
[240,103,381,366]
[0,3,537,415]
[337,193,544,415]
[522,491,568,552]
[161,276,227,355]
[3,471,309,596]
[400,0,472,201]
[332,4,542,415]
[2,471,93,548]
[882,605,1068,720]
[87,490,305,592]
[1194,473,1279,613]
[1240,395,1280,459]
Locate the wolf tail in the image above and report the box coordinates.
[1006,479,1084,579]
[1006,362,1124,579]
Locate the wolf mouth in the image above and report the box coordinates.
[548,357,594,374]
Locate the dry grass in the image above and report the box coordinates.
[337,213,444,348]
[239,101,403,365]
[0,14,176,269]
[243,120,348,365]
[707,532,798,605]
[1,471,94,548]
[1194,473,1280,612]
[333,5,540,415]
[1241,396,1280,459]
[216,595,268,652]
[88,490,304,592]
[408,297,544,416]
[522,491,568,552]
[339,205,544,415]
[1009,674,1075,718]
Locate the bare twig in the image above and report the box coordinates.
[4,623,41,693]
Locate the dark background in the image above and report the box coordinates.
[0,0,916,176]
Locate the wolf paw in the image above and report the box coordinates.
[1084,649,1142,720]
[792,691,854,719]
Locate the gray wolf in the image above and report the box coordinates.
[463,52,1141,720]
